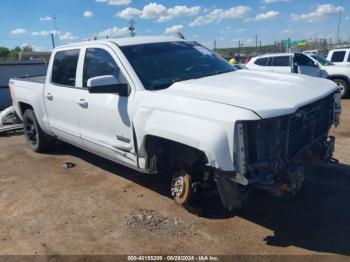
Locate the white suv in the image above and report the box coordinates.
[327,49,350,67]
[246,52,350,98]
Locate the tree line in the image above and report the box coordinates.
[0,47,22,61]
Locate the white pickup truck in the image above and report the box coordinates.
[9,36,342,211]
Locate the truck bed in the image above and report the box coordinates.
[12,75,46,84]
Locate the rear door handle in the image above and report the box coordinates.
[46,93,53,100]
[77,99,88,108]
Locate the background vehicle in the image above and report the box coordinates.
[246,52,349,98]
[327,49,350,67]
[307,54,350,98]
[246,53,326,76]
[9,36,341,211]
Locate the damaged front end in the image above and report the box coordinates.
[216,92,341,210]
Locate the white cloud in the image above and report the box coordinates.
[282,28,293,34]
[164,24,183,34]
[291,4,344,22]
[97,26,129,38]
[11,28,27,34]
[247,10,279,21]
[158,5,201,22]
[232,38,242,42]
[189,6,251,26]
[116,7,142,19]
[32,30,60,36]
[140,3,167,19]
[83,11,94,18]
[95,0,131,6]
[261,0,290,4]
[116,3,200,22]
[59,32,78,41]
[39,16,53,21]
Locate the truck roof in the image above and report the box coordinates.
[56,36,188,49]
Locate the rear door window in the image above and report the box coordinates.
[254,57,268,66]
[51,49,80,86]
[347,52,350,62]
[272,56,291,66]
[331,51,346,62]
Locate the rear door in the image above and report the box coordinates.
[45,48,82,146]
[294,53,321,77]
[267,55,292,73]
[75,45,137,166]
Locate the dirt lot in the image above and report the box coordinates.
[0,101,350,256]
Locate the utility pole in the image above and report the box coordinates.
[238,40,241,56]
[214,40,216,51]
[336,0,343,45]
[255,34,258,54]
[287,38,291,52]
[129,18,135,37]
[259,40,262,52]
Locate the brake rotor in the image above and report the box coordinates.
[171,169,192,206]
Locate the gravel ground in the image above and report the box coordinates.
[0,100,349,256]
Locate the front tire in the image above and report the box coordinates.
[23,109,55,152]
[333,78,349,98]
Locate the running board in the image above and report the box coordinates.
[0,124,24,133]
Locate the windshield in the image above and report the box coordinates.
[311,54,334,66]
[120,41,234,90]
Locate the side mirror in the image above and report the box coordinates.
[87,75,129,96]
[313,62,319,68]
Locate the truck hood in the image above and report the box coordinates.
[160,70,338,119]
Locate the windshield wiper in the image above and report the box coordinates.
[149,78,192,90]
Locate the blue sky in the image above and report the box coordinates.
[0,0,349,50]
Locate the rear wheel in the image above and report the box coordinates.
[23,109,55,152]
[333,78,349,98]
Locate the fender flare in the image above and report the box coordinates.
[133,109,235,171]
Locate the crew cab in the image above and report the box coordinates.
[9,36,341,211]
[246,52,349,98]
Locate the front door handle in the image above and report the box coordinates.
[77,99,88,108]
[46,93,53,100]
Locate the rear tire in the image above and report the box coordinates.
[333,78,349,98]
[23,109,55,152]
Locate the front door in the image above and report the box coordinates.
[75,46,136,166]
[294,53,322,77]
[45,49,82,146]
